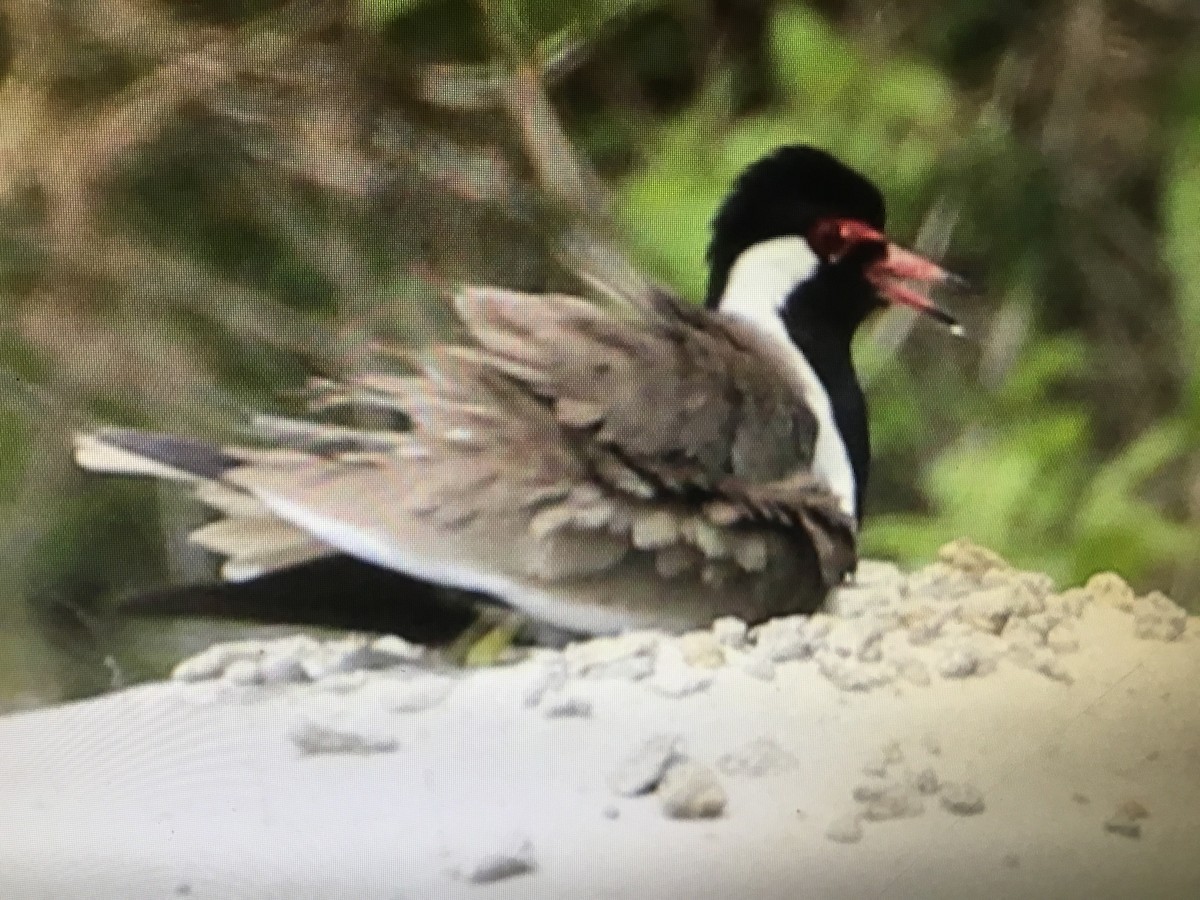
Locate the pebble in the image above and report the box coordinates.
[853,559,907,589]
[1008,645,1074,685]
[860,785,925,821]
[913,767,940,795]
[1024,612,1063,639]
[650,649,716,699]
[311,670,368,693]
[752,615,826,663]
[737,652,777,681]
[907,607,957,646]
[566,633,659,681]
[1036,656,1074,685]
[608,734,684,797]
[522,657,569,707]
[1132,591,1188,642]
[960,584,1042,634]
[299,638,377,680]
[679,631,726,668]
[542,694,593,718]
[861,755,890,778]
[458,840,537,883]
[1045,624,1081,654]
[937,539,1011,575]
[897,658,932,687]
[256,640,315,684]
[710,616,748,649]
[1086,572,1136,611]
[1048,588,1089,619]
[817,654,896,692]
[171,641,265,682]
[829,583,902,619]
[906,565,975,605]
[223,659,263,686]
[825,814,864,844]
[716,737,799,778]
[1012,570,1056,601]
[657,760,727,819]
[939,781,986,815]
[288,718,398,756]
[1002,617,1048,647]
[369,634,426,664]
[853,781,897,803]
[937,646,982,679]
[1119,798,1150,820]
[824,619,887,660]
[378,675,457,713]
[1103,812,1142,839]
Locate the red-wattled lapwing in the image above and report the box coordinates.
[74,145,961,639]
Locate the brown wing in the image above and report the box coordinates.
[453,286,824,484]
[281,288,855,591]
[77,286,856,634]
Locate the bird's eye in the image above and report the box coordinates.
[807,218,887,263]
[807,219,849,261]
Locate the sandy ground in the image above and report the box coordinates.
[1,541,1198,900]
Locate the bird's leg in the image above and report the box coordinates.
[445,607,529,667]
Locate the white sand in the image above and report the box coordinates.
[1,543,1197,899]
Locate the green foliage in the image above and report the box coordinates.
[1164,102,1200,425]
[866,339,1192,588]
[865,336,1087,580]
[1071,422,1192,582]
[0,405,31,501]
[478,0,651,62]
[361,0,653,64]
[615,2,1197,601]
[357,0,435,29]
[616,5,962,301]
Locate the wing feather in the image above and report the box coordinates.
[75,282,857,634]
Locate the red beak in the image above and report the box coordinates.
[817,219,965,334]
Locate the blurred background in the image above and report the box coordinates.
[0,0,1197,708]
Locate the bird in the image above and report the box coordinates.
[74,144,961,640]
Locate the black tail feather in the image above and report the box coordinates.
[121,555,483,646]
[95,428,241,479]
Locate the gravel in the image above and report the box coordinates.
[825,815,864,844]
[656,760,727,820]
[716,737,799,778]
[940,782,986,816]
[153,539,1191,851]
[5,538,1198,899]
[288,718,399,756]
[608,734,685,797]
[455,840,537,883]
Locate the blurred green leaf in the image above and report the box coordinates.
[481,0,653,62]
[616,4,963,302]
[356,0,436,28]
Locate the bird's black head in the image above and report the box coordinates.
[704,144,959,341]
[703,145,963,522]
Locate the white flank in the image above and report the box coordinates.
[252,493,642,635]
[717,236,858,519]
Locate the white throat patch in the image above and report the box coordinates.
[719,236,820,328]
[717,236,859,520]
